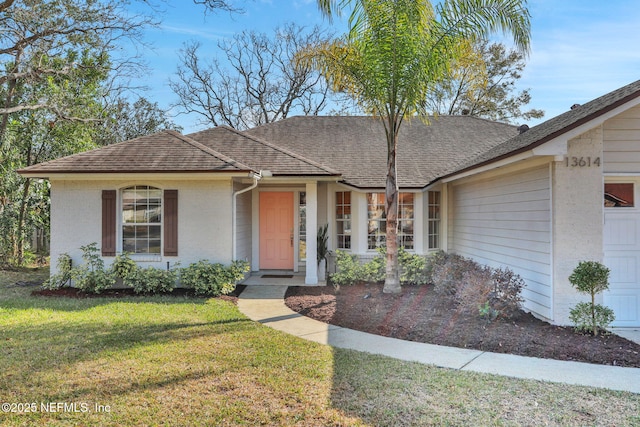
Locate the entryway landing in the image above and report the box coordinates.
[241,271,325,286]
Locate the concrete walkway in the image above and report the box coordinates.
[237,285,640,394]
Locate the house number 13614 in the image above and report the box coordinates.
[565,156,600,167]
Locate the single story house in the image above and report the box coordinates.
[19,80,640,327]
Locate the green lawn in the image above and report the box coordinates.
[1,268,639,426]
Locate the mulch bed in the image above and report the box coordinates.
[284,282,640,368]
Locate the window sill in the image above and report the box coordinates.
[129,254,162,262]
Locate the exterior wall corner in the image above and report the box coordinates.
[551,128,605,324]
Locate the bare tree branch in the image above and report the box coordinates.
[0,0,15,13]
[170,23,348,130]
[192,0,243,13]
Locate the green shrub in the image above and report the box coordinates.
[181,260,249,296]
[398,247,429,285]
[110,252,138,284]
[72,269,115,294]
[331,248,431,287]
[569,302,615,335]
[362,249,385,283]
[568,261,615,336]
[71,243,115,294]
[569,261,611,295]
[329,250,366,287]
[478,301,499,322]
[126,266,177,294]
[42,253,73,289]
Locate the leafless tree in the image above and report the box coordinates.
[170,23,341,130]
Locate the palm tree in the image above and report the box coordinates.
[307,0,530,293]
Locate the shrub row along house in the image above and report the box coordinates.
[19,80,640,327]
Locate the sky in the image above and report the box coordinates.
[130,0,640,134]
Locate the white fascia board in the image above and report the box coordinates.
[441,150,535,183]
[22,172,253,181]
[533,96,640,156]
[443,96,640,184]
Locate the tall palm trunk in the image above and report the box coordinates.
[383,121,401,293]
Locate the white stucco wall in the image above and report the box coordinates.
[49,178,234,275]
[449,160,553,320]
[551,128,604,324]
[49,180,102,273]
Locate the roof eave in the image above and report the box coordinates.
[438,86,640,184]
[261,174,343,183]
[18,170,256,180]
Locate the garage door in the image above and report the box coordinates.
[603,182,640,327]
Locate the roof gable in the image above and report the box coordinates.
[452,79,640,175]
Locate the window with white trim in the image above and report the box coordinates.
[122,185,162,254]
[336,191,351,249]
[427,191,441,250]
[367,192,414,250]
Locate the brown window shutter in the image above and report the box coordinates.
[164,190,178,256]
[101,190,117,256]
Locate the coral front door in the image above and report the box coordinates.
[259,192,294,270]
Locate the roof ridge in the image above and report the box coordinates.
[216,125,341,175]
[171,130,255,172]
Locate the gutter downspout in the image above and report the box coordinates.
[232,171,261,261]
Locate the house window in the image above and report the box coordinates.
[122,185,162,254]
[367,192,414,250]
[299,192,306,261]
[604,183,634,207]
[428,191,441,250]
[399,193,414,249]
[336,191,351,249]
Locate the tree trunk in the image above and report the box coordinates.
[383,124,401,294]
[15,177,31,265]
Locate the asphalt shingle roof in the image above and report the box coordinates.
[187,126,340,177]
[19,80,640,187]
[245,115,517,188]
[19,130,254,175]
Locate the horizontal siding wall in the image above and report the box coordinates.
[604,105,640,173]
[450,164,552,319]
